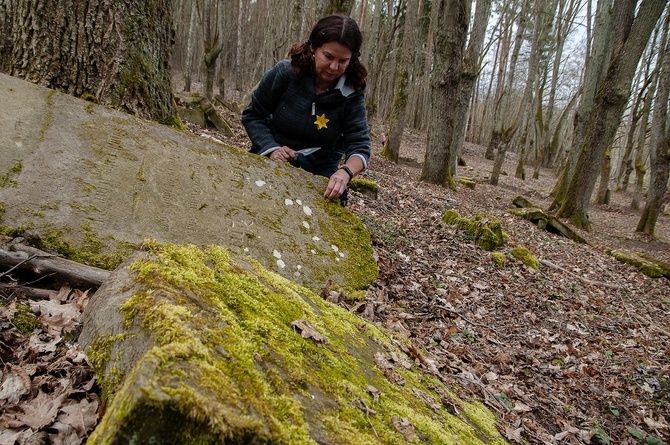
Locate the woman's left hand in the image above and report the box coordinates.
[324,170,350,199]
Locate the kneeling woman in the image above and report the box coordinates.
[242,14,370,206]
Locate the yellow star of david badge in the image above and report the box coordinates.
[314,113,329,130]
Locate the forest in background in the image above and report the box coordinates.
[170,0,670,236]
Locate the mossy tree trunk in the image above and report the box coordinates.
[0,0,178,125]
[554,0,666,230]
[637,12,670,236]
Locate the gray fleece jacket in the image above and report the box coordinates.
[242,59,370,170]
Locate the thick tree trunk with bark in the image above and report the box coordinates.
[555,0,666,230]
[419,0,492,187]
[0,0,178,125]
[419,0,470,188]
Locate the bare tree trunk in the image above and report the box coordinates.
[419,0,471,189]
[555,0,666,231]
[514,0,556,181]
[637,12,670,235]
[594,148,612,204]
[533,0,579,178]
[382,0,420,163]
[484,4,517,160]
[487,0,530,184]
[617,37,658,191]
[0,0,178,125]
[203,0,223,100]
[184,2,199,92]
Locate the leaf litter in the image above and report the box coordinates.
[1,110,669,444]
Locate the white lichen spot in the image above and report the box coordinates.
[303,206,312,216]
[312,236,321,241]
[255,180,266,187]
[331,245,339,252]
[296,265,302,270]
[336,257,341,262]
[311,249,317,254]
[243,247,249,253]
[285,198,294,206]
[273,250,282,259]
[296,199,302,205]
[339,252,345,258]
[294,271,301,277]
[277,259,286,268]
[302,221,310,229]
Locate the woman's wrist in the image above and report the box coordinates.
[338,166,354,183]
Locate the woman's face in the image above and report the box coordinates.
[313,41,353,85]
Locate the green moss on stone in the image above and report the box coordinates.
[608,250,665,278]
[442,211,504,251]
[0,161,23,188]
[38,223,135,270]
[510,246,540,270]
[349,178,379,199]
[315,200,378,291]
[442,209,460,225]
[491,252,506,267]
[86,241,506,444]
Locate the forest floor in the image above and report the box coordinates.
[1,97,669,445]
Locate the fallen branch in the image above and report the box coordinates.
[0,283,54,300]
[539,259,621,290]
[0,244,110,288]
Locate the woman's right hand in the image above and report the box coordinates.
[269,146,297,162]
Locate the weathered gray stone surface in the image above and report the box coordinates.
[0,73,376,291]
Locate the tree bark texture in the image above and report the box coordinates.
[555,0,666,230]
[382,0,420,163]
[0,0,178,125]
[637,12,670,236]
[419,0,470,188]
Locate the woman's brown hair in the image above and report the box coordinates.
[288,14,368,91]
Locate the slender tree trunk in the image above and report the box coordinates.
[594,148,612,204]
[514,0,555,181]
[637,12,670,235]
[0,0,178,125]
[203,0,223,100]
[184,2,199,92]
[382,0,420,163]
[487,0,530,184]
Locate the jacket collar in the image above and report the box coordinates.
[334,74,355,97]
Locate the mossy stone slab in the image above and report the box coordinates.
[80,241,508,445]
[0,73,376,291]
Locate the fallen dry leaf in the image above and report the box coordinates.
[0,365,31,404]
[290,319,328,345]
[391,416,416,442]
[56,398,99,437]
[15,390,68,429]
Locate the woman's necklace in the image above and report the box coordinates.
[315,81,334,94]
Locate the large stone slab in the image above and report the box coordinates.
[0,74,376,291]
[79,241,507,444]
